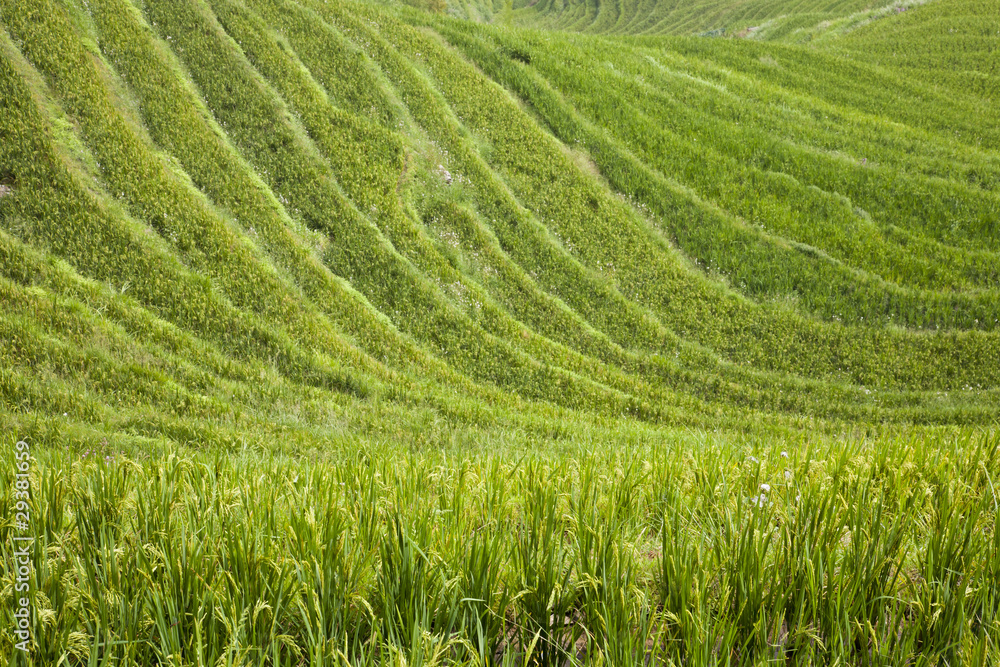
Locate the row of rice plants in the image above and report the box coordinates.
[135,0,691,422]
[2,430,997,663]
[0,13,367,399]
[307,0,965,423]
[833,0,999,111]
[0,228,262,388]
[4,5,540,452]
[518,31,1000,293]
[316,0,1000,423]
[82,0,464,398]
[80,0,664,434]
[509,33,1000,332]
[665,35,1000,151]
[211,0,766,427]
[228,0,695,392]
[653,38,1000,245]
[1,0,852,454]
[6,0,995,429]
[505,0,877,36]
[385,9,1000,395]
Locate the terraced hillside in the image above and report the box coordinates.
[498,0,938,38]
[1,0,998,663]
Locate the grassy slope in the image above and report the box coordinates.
[1,0,998,662]
[502,0,909,36]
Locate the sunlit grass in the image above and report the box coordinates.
[1,0,998,662]
[2,430,999,663]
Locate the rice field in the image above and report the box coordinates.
[1,0,998,663]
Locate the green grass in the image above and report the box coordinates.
[1,0,998,662]
[501,0,901,37]
[2,430,999,664]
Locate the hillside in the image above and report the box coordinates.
[500,0,889,36]
[1,0,998,663]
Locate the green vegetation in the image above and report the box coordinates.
[1,0,997,662]
[4,431,1000,665]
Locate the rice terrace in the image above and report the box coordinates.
[1,0,999,662]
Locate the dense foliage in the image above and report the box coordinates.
[1,0,997,662]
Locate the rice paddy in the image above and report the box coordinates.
[1,0,998,663]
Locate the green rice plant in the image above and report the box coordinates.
[378,516,437,655]
[215,523,299,665]
[454,529,511,665]
[714,480,779,660]
[574,464,653,665]
[657,498,710,663]
[288,489,372,664]
[972,489,1000,656]
[24,532,84,665]
[908,482,980,662]
[70,460,148,664]
[511,472,579,666]
[774,483,843,662]
[835,478,913,662]
[74,524,149,665]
